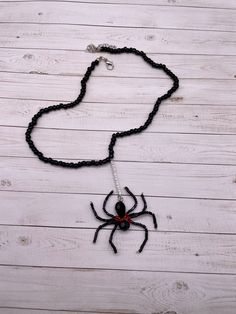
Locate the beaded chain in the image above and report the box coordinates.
[25,43,180,253]
[25,44,179,169]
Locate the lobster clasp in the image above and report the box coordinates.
[105,59,114,70]
[96,56,114,70]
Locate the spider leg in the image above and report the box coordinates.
[109,223,118,254]
[103,190,114,218]
[93,221,113,243]
[130,221,148,253]
[130,211,157,229]
[90,202,110,222]
[141,193,147,212]
[125,186,138,214]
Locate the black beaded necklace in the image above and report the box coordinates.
[25,44,179,254]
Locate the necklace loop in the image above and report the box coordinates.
[25,45,179,169]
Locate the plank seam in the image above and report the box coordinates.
[1,46,235,57]
[1,0,236,11]
[0,223,235,236]
[0,96,235,107]
[2,154,236,168]
[2,124,236,137]
[0,21,235,34]
[0,263,235,276]
[1,188,236,202]
[1,70,236,81]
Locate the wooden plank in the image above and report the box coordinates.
[0,72,236,106]
[1,157,236,200]
[0,2,235,32]
[1,190,236,234]
[0,23,235,55]
[1,48,235,80]
[2,126,236,165]
[79,0,236,9]
[0,99,236,135]
[0,225,236,273]
[1,266,236,314]
[0,72,172,104]
[0,0,236,10]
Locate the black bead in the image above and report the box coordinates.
[115,201,126,218]
[119,220,130,231]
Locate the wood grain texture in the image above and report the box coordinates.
[1,1,236,313]
[2,126,236,165]
[1,157,236,200]
[1,190,236,234]
[1,99,236,135]
[1,48,235,80]
[1,72,236,106]
[1,266,236,314]
[0,224,236,274]
[0,2,235,32]
[1,23,236,55]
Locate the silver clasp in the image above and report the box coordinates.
[86,43,117,53]
[87,44,99,53]
[96,56,114,70]
[86,43,116,70]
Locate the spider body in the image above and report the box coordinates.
[90,186,157,253]
[114,201,131,231]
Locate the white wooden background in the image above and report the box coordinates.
[0,0,236,313]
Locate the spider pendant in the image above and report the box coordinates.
[90,186,157,253]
